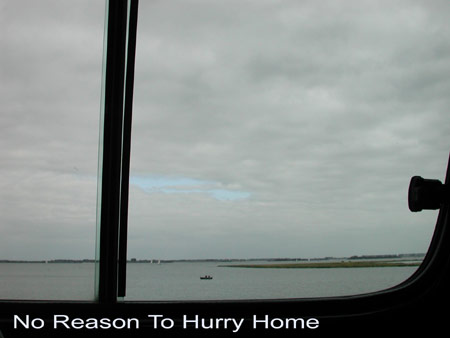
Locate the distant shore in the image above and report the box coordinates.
[218,261,422,269]
[0,253,425,265]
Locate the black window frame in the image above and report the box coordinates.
[1,0,449,336]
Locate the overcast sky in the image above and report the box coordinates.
[1,0,449,261]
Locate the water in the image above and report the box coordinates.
[0,263,95,300]
[0,261,419,301]
[125,261,419,300]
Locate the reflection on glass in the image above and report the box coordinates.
[127,0,449,300]
[0,0,105,300]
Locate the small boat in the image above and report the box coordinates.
[200,275,213,280]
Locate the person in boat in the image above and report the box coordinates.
[201,275,212,279]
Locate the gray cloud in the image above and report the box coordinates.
[0,0,104,260]
[1,0,449,260]
[128,0,449,259]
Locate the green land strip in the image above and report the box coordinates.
[218,261,421,269]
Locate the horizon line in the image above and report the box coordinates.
[0,253,426,263]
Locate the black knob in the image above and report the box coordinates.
[408,176,447,212]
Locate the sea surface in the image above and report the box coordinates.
[0,261,420,301]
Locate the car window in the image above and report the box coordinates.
[125,0,449,300]
[0,0,105,300]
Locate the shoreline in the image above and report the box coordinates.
[218,261,422,269]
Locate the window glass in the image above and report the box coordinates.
[127,0,450,300]
[0,0,105,300]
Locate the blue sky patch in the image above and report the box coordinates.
[130,175,251,201]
